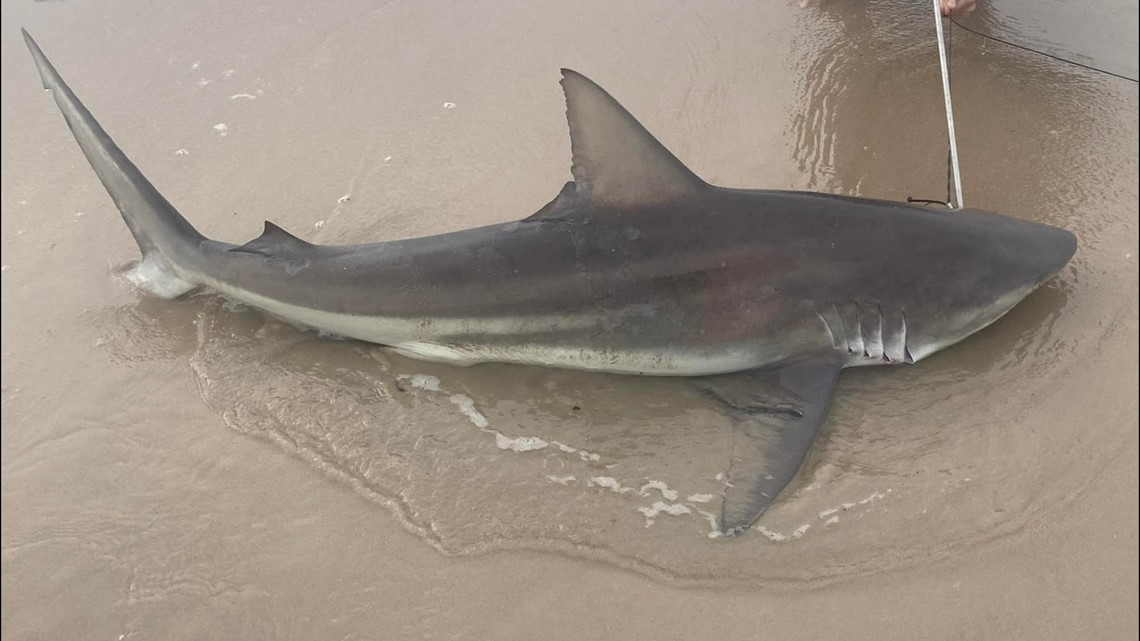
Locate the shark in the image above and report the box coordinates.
[22,30,1076,534]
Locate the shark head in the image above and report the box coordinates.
[552,68,1078,367]
[901,208,1077,362]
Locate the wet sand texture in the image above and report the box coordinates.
[2,0,1137,638]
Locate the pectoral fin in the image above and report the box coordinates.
[698,355,844,534]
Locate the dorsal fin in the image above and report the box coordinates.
[230,221,312,257]
[560,69,705,208]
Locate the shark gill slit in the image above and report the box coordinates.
[815,310,838,350]
[876,303,890,363]
[902,310,914,364]
[832,303,850,354]
[871,303,885,361]
[856,301,870,358]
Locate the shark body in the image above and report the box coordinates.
[23,30,1076,532]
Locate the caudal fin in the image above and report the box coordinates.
[23,29,202,298]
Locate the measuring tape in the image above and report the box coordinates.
[933,0,964,210]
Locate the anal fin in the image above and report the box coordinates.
[698,355,844,534]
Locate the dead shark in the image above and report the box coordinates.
[23,30,1076,534]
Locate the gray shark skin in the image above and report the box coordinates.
[23,30,1076,534]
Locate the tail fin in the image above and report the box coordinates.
[23,29,202,298]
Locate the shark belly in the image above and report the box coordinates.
[389,339,777,376]
[203,279,828,376]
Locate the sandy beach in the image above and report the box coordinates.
[2,0,1137,638]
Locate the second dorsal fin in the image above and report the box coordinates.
[560,69,706,209]
[230,221,312,257]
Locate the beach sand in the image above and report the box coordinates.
[2,0,1137,638]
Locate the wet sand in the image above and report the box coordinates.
[2,0,1137,638]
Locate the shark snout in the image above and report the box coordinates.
[901,213,1077,363]
[1018,220,1077,286]
[956,208,1077,290]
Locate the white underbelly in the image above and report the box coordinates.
[388,340,770,376]
[205,283,780,376]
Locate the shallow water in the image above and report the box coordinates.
[3,0,1137,636]
[176,0,1136,586]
